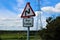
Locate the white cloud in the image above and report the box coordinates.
[0,8,17,18]
[41,3,60,13]
[55,3,60,9]
[35,11,43,16]
[0,18,27,30]
[0,18,22,27]
[35,11,47,29]
[0,10,45,30]
[0,17,41,30]
[17,8,24,18]
[17,0,25,6]
[41,7,54,12]
[16,0,25,13]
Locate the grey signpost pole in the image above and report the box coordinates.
[27,27,30,40]
[21,2,36,40]
[23,18,33,40]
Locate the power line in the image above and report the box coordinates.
[37,0,43,29]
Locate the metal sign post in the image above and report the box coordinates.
[23,18,33,40]
[21,2,36,40]
[27,27,30,40]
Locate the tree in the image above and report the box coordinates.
[40,16,60,40]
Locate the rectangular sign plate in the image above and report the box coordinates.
[23,18,33,27]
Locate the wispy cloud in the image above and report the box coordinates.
[0,8,17,18]
[35,11,47,29]
[41,3,60,13]
[0,17,41,30]
[16,0,26,14]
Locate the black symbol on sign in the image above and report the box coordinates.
[26,19,30,22]
[25,9,30,16]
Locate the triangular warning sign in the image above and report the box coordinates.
[21,2,36,18]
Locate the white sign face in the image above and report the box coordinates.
[23,5,34,16]
[23,18,33,27]
[21,3,35,18]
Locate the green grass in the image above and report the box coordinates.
[0,33,41,40]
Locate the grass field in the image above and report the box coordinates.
[0,31,41,40]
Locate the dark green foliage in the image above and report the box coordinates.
[46,17,52,24]
[40,16,60,40]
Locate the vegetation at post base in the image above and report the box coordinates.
[39,16,60,40]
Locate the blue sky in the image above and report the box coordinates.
[0,0,60,30]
